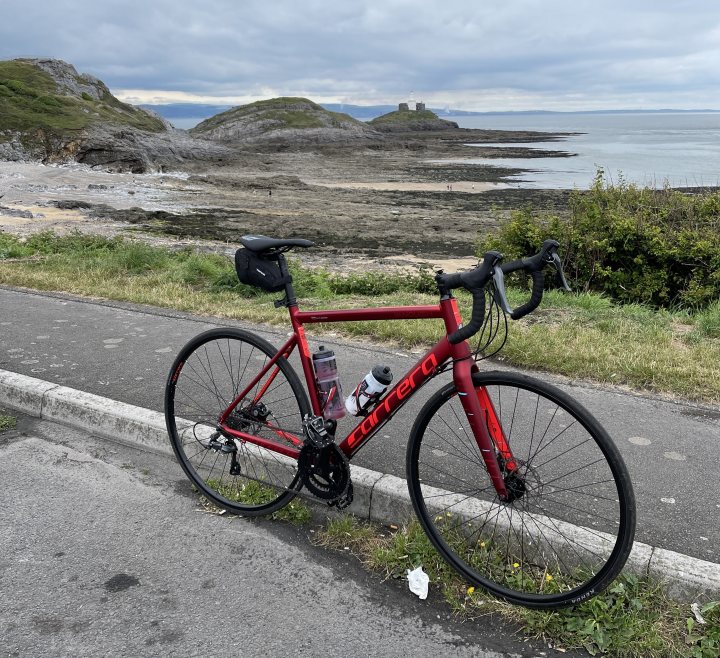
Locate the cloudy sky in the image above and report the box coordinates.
[2,0,719,111]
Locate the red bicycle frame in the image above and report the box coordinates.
[218,295,513,499]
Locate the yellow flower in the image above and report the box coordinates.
[480,541,486,548]
[467,586,475,595]
[545,573,553,582]
[513,562,520,568]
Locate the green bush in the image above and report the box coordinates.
[0,233,33,259]
[478,171,720,308]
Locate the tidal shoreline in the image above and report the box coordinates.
[0,127,575,269]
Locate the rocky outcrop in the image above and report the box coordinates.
[0,58,231,172]
[369,109,459,132]
[74,127,232,173]
[190,97,382,146]
[30,58,112,101]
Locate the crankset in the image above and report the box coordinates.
[298,415,353,507]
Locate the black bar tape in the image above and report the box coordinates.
[498,258,527,275]
[435,272,464,290]
[510,270,545,320]
[448,289,486,344]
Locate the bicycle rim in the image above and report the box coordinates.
[165,328,310,515]
[407,371,635,608]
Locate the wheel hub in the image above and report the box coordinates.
[503,472,527,503]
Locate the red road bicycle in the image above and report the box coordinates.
[165,236,636,608]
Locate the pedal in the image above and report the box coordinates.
[328,482,354,510]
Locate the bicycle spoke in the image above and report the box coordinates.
[409,372,633,607]
[167,329,308,516]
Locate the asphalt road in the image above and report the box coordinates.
[1,286,718,564]
[0,414,581,658]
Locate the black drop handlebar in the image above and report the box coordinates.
[436,239,571,345]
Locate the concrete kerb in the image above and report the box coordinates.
[1,368,718,602]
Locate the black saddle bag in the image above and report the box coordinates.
[234,248,290,292]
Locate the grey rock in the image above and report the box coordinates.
[29,58,108,100]
[0,205,34,218]
[372,118,460,133]
[74,127,233,173]
[191,97,383,146]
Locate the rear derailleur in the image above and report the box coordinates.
[205,431,242,476]
[298,415,353,510]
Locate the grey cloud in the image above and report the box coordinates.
[1,0,719,108]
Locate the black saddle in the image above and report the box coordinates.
[240,235,315,254]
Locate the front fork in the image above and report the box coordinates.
[453,357,516,501]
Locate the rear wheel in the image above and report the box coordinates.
[165,328,310,515]
[407,371,635,608]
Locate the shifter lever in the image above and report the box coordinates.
[550,252,572,292]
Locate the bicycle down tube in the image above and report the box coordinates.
[217,294,511,499]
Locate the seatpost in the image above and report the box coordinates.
[277,253,297,307]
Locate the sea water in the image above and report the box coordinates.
[448,112,720,189]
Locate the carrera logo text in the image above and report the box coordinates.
[347,352,438,448]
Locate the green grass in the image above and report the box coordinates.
[369,109,445,124]
[0,230,718,402]
[0,59,165,137]
[316,516,720,657]
[204,479,311,525]
[0,412,16,432]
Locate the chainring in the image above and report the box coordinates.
[298,442,350,501]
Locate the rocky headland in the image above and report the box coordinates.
[0,58,230,172]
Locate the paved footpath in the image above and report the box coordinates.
[3,414,582,658]
[0,286,718,566]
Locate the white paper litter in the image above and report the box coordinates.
[691,602,707,625]
[407,566,430,599]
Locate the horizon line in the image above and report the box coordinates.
[138,101,720,115]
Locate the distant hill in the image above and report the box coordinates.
[368,108,459,132]
[189,97,381,145]
[143,102,462,127]
[0,58,228,171]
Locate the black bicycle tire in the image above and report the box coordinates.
[165,327,311,516]
[406,370,636,608]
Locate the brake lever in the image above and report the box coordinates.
[491,266,513,314]
[550,251,572,292]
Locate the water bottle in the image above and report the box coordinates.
[312,346,345,419]
[345,365,393,416]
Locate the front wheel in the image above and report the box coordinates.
[165,328,310,516]
[406,371,635,608]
